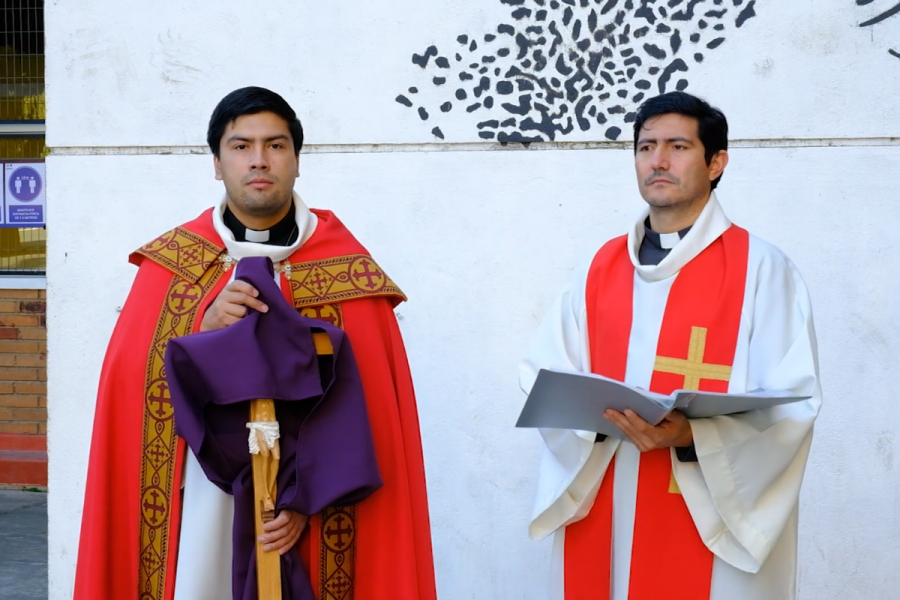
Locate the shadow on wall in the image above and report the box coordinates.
[398,0,758,143]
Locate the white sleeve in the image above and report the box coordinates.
[674,248,822,573]
[519,262,620,540]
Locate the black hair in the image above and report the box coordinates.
[207,87,304,157]
[633,91,728,190]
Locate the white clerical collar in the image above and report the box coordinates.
[627,192,732,282]
[212,192,318,263]
[659,231,682,249]
[244,228,270,243]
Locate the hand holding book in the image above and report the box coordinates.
[516,369,811,440]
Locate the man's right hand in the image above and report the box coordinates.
[199,280,268,332]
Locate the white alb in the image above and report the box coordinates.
[520,193,822,600]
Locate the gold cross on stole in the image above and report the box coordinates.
[653,326,732,391]
[653,326,732,494]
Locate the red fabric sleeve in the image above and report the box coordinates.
[338,296,438,600]
[73,261,174,600]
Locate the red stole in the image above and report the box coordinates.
[563,225,749,599]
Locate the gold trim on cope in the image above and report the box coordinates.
[319,506,358,600]
[287,254,405,308]
[134,227,226,283]
[137,265,226,600]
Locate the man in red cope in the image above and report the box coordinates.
[74,86,437,600]
[520,92,821,599]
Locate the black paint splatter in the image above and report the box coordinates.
[412,46,438,67]
[400,0,759,142]
[858,1,900,61]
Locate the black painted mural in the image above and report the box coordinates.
[397,0,758,143]
[858,1,900,59]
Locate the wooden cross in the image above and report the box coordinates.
[250,330,334,600]
[653,326,732,391]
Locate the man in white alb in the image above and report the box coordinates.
[520,91,821,600]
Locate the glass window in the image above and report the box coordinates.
[0,1,46,276]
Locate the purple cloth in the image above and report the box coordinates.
[165,256,382,600]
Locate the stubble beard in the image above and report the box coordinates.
[640,182,710,231]
[640,172,700,212]
[228,174,292,219]
[235,188,292,218]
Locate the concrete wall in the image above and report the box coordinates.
[46,1,900,599]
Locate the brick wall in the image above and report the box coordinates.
[0,290,47,435]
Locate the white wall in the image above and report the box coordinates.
[46,1,900,599]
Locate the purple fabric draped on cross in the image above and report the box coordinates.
[165,256,383,600]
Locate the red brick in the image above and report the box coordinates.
[0,315,39,327]
[0,382,13,394]
[17,329,45,341]
[14,355,45,368]
[0,356,15,367]
[0,328,18,340]
[0,368,38,381]
[0,341,39,353]
[0,450,48,486]
[14,382,46,395]
[36,397,46,408]
[38,290,46,300]
[0,301,19,313]
[37,423,46,435]
[0,422,38,434]
[18,301,45,314]
[0,290,39,299]
[0,433,46,451]
[0,395,40,408]
[37,369,46,382]
[5,407,46,421]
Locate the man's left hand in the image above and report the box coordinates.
[604,409,693,452]
[259,509,308,555]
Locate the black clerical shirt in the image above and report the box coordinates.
[223,202,300,247]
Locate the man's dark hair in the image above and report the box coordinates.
[633,91,728,190]
[207,87,304,157]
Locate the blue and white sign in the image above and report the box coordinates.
[3,162,46,227]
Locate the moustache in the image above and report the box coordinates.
[644,171,678,186]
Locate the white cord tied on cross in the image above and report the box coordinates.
[246,421,281,458]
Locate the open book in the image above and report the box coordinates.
[515,368,811,440]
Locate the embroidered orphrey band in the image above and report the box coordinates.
[130,245,404,600]
[137,265,225,599]
[319,506,358,600]
[287,254,406,307]
[286,254,406,600]
[133,226,226,283]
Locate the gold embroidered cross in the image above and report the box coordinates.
[655,326,733,495]
[653,326,732,391]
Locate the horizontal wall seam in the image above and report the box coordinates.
[47,137,900,156]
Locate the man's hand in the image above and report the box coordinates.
[604,409,693,452]
[199,280,268,332]
[259,509,308,555]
